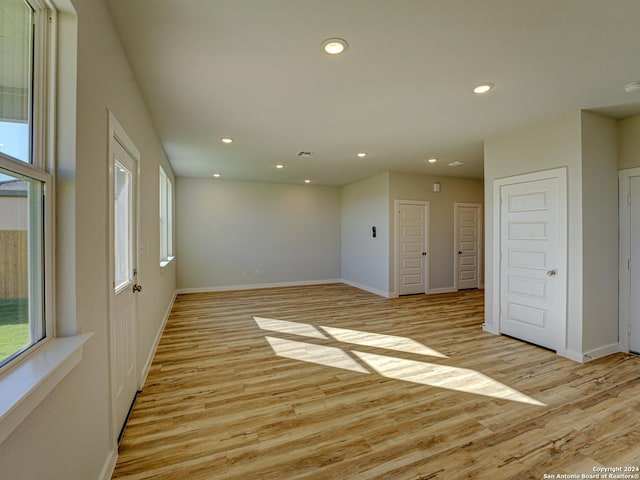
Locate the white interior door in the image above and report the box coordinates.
[109,134,139,441]
[629,176,640,353]
[397,201,428,295]
[455,204,480,290]
[499,174,566,351]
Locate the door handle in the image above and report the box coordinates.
[133,284,142,293]
[458,251,463,255]
[546,270,557,277]
[422,252,427,256]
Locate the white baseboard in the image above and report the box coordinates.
[99,448,117,480]
[582,343,621,362]
[139,291,177,389]
[559,344,620,363]
[559,348,586,363]
[341,279,391,298]
[176,279,342,295]
[482,323,499,335]
[428,287,457,294]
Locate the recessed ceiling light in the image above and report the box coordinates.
[357,152,367,158]
[213,173,222,178]
[304,179,311,184]
[221,137,233,144]
[448,161,464,167]
[322,38,348,55]
[624,81,640,93]
[275,164,285,169]
[473,83,494,94]
[427,158,438,163]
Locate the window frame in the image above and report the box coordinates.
[0,0,55,371]
[159,165,174,267]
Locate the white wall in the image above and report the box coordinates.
[176,178,341,290]
[580,111,619,354]
[389,172,484,293]
[341,172,390,296]
[0,0,177,478]
[619,114,640,170]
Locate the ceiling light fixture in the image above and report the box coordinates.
[473,83,494,94]
[624,81,640,93]
[221,137,233,144]
[427,158,438,163]
[275,164,285,169]
[357,152,367,158]
[213,173,221,178]
[322,38,348,55]
[304,179,311,184]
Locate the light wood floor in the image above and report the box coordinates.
[112,284,640,480]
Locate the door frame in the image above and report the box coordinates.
[618,167,640,353]
[453,203,482,290]
[107,111,141,442]
[394,199,430,295]
[491,168,568,353]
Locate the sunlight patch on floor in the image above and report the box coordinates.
[254,317,328,339]
[321,325,448,358]
[352,350,546,406]
[255,317,545,406]
[265,336,369,374]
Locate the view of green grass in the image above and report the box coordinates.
[0,299,29,362]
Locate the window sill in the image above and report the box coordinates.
[160,256,175,268]
[0,332,92,445]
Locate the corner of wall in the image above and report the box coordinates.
[618,114,640,170]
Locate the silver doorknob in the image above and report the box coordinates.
[546,270,557,277]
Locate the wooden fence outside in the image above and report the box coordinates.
[0,230,28,300]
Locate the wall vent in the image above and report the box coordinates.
[297,151,317,158]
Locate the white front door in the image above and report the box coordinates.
[499,173,566,351]
[109,125,140,442]
[629,176,640,353]
[397,201,428,295]
[455,204,480,290]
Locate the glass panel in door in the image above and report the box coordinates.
[114,160,132,291]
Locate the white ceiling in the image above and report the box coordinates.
[106,0,640,186]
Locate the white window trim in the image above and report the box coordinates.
[0,0,55,367]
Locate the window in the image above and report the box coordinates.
[114,160,132,289]
[0,0,53,369]
[0,0,32,163]
[159,166,173,266]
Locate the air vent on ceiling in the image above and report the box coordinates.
[297,151,317,158]
[448,161,464,167]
